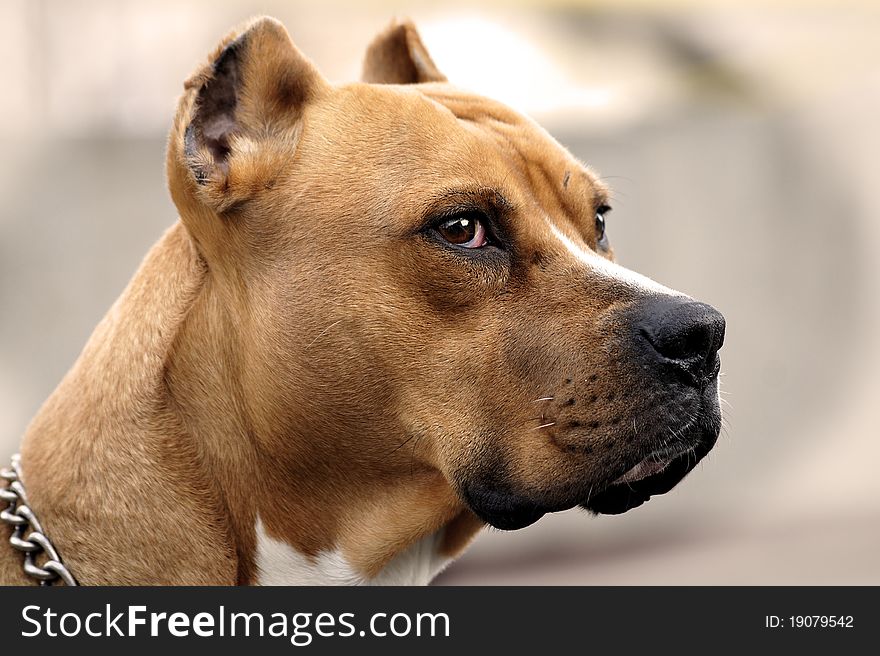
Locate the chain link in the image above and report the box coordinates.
[1,454,77,586]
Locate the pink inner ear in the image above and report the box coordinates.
[186,40,243,176]
[201,115,238,164]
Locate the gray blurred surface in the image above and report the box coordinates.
[1,1,879,584]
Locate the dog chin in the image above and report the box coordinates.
[460,481,550,531]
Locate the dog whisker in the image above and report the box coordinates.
[532,397,554,403]
[532,422,556,431]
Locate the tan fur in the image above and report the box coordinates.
[362,19,447,84]
[2,16,717,585]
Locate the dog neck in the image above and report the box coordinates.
[14,222,481,585]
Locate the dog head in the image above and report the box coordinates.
[167,17,725,532]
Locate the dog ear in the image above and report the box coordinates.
[167,17,326,222]
[362,19,447,84]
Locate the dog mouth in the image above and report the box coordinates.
[581,442,710,516]
[462,425,717,529]
[460,447,701,531]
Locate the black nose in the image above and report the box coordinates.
[639,297,725,383]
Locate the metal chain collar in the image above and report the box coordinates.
[1,454,77,586]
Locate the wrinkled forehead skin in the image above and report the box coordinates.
[418,84,610,235]
[292,82,607,255]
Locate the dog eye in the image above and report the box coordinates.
[437,214,489,249]
[595,205,611,248]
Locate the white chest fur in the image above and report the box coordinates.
[254,517,451,586]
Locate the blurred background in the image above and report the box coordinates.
[1,0,879,584]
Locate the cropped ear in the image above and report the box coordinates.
[167,17,326,223]
[362,19,447,84]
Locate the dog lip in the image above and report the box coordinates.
[581,439,713,516]
[612,454,675,485]
[611,444,695,485]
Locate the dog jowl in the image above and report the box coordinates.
[6,17,724,585]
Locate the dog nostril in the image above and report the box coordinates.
[639,299,725,379]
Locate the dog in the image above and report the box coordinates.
[0,17,724,585]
